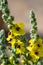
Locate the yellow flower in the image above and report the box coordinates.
[16,48,21,54]
[30,49,43,62]
[6,31,16,46]
[8,38,16,48]
[27,38,43,51]
[16,47,25,54]
[9,22,25,36]
[27,38,43,61]
[15,40,25,54]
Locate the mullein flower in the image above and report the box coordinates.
[27,38,43,51]
[8,22,25,36]
[15,40,25,54]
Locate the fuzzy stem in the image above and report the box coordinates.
[29,10,39,41]
[0,0,14,25]
[0,29,11,65]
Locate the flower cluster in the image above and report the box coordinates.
[27,38,43,62]
[6,22,27,65]
[7,22,25,54]
[0,0,43,65]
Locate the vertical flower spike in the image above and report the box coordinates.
[27,10,43,62]
[0,30,5,63]
[29,10,39,41]
[0,0,14,25]
[0,30,10,65]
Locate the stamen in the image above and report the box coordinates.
[16,27,20,31]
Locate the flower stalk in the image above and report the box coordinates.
[0,0,14,25]
[0,30,11,65]
[29,10,39,42]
